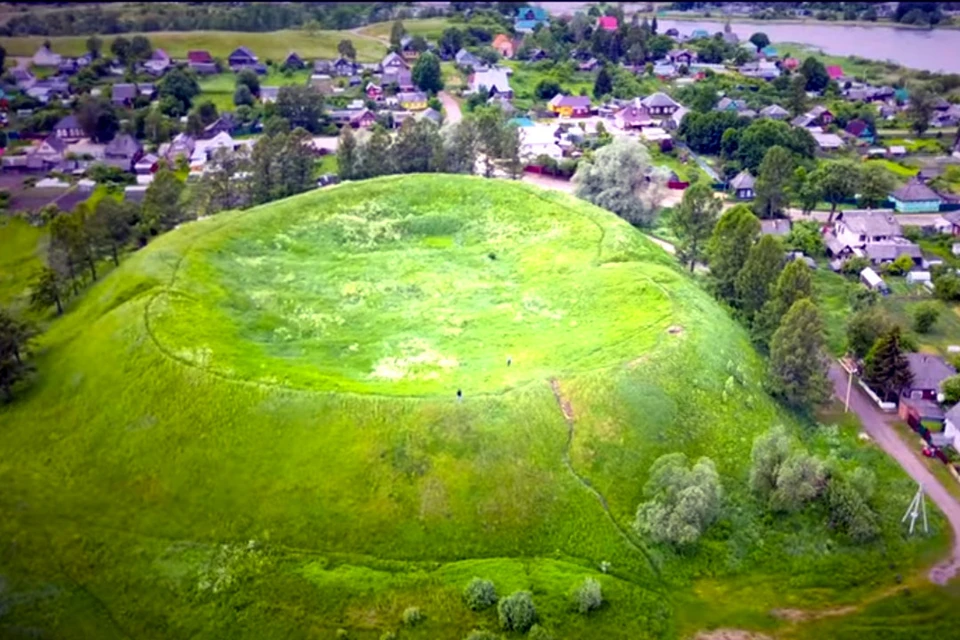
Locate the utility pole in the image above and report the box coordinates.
[838,357,856,413]
[902,484,929,536]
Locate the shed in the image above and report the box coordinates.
[860,267,888,293]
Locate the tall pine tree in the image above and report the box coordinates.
[863,326,913,402]
[337,126,358,180]
[769,298,830,410]
[707,205,761,306]
[671,183,720,273]
[753,145,794,219]
[735,234,784,322]
[753,258,813,347]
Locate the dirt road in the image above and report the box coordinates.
[828,365,960,585]
[438,91,462,124]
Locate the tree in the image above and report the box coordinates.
[786,74,808,117]
[498,592,537,633]
[442,119,478,174]
[913,301,941,334]
[140,164,187,236]
[463,578,497,611]
[749,32,770,51]
[0,309,33,402]
[942,375,960,404]
[753,145,794,219]
[574,578,602,614]
[501,124,522,180]
[800,56,830,92]
[158,67,201,114]
[126,35,152,65]
[707,205,761,304]
[85,35,102,59]
[338,125,358,180]
[593,66,613,98]
[236,68,260,96]
[232,84,253,107]
[863,326,912,402]
[29,267,66,316]
[393,118,443,174]
[412,52,443,93]
[187,146,253,217]
[771,453,827,512]
[827,475,880,542]
[679,111,748,155]
[275,85,324,132]
[785,220,825,257]
[754,258,814,347]
[859,163,895,209]
[50,207,97,282]
[634,453,722,547]
[89,197,133,266]
[390,19,406,48]
[338,38,357,60]
[790,167,821,215]
[76,95,119,143]
[573,138,667,227]
[439,27,464,58]
[907,85,936,136]
[110,36,131,64]
[735,119,816,172]
[812,161,861,219]
[535,79,562,100]
[736,234,784,322]
[769,299,830,410]
[671,183,721,273]
[249,129,316,204]
[357,125,394,178]
[750,425,791,498]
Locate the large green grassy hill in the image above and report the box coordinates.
[0,175,950,639]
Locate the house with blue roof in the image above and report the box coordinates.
[690,29,710,39]
[761,45,778,58]
[515,6,548,33]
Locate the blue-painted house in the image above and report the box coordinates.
[761,45,778,58]
[515,6,548,33]
[890,178,943,213]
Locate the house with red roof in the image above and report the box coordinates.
[597,16,618,31]
[826,65,844,80]
[782,57,799,70]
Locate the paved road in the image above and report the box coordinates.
[788,209,945,227]
[438,91,462,124]
[828,365,960,585]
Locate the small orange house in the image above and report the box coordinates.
[492,34,516,59]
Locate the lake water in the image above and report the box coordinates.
[531,3,960,73]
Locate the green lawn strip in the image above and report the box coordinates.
[0,216,47,311]
[358,17,454,42]
[2,30,386,62]
[198,68,312,111]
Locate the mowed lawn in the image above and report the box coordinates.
[1,29,386,62]
[198,68,312,110]
[0,175,953,638]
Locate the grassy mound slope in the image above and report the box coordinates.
[0,176,949,639]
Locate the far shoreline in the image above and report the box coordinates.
[641,12,960,31]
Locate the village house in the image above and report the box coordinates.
[260,86,279,104]
[228,46,265,73]
[382,69,414,91]
[759,104,790,120]
[103,134,143,172]
[283,52,305,70]
[144,49,171,75]
[331,56,359,77]
[520,125,562,162]
[640,92,682,117]
[652,62,677,79]
[397,91,428,111]
[53,114,84,141]
[515,6,549,33]
[740,60,780,80]
[548,94,591,118]
[578,58,600,72]
[329,107,377,128]
[943,404,960,453]
[890,178,944,213]
[470,68,513,98]
[716,97,749,113]
[826,210,922,266]
[488,93,515,113]
[845,118,874,143]
[826,65,844,81]
[597,16,619,31]
[729,170,755,200]
[811,131,845,151]
[187,50,216,74]
[159,133,196,164]
[455,49,484,69]
[902,354,956,402]
[32,45,62,67]
[399,36,421,62]
[667,49,697,65]
[134,153,159,174]
[366,82,384,100]
[308,74,334,94]
[492,34,517,59]
[26,135,68,170]
[111,83,138,107]
[203,114,238,139]
[614,103,654,130]
[381,51,409,72]
[58,57,79,75]
[10,68,37,90]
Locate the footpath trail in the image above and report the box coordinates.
[438,91,462,124]
[828,365,960,585]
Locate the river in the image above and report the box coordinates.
[532,3,960,73]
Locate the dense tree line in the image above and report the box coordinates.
[0,2,433,37]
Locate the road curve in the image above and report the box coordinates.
[438,91,462,124]
[828,364,960,584]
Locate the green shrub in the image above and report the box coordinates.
[942,375,960,404]
[379,632,396,640]
[912,302,941,334]
[464,577,498,611]
[402,606,423,627]
[528,625,554,640]
[574,577,603,613]
[465,631,500,640]
[336,630,348,639]
[498,591,537,633]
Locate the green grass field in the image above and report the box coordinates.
[0,175,956,638]
[357,17,453,42]
[2,29,386,63]
[198,68,312,110]
[0,216,47,311]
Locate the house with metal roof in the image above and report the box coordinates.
[640,92,681,116]
[891,178,943,213]
[729,170,755,200]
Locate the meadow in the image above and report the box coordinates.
[0,175,955,638]
[2,29,386,62]
[198,68,312,111]
[0,216,46,310]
